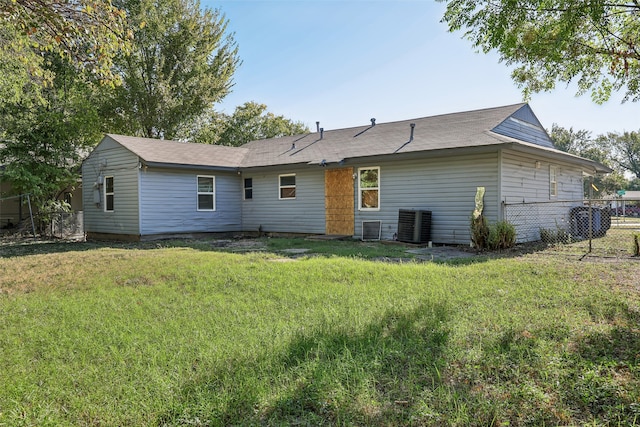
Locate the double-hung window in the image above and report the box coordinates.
[197,176,216,211]
[549,166,558,199]
[279,174,296,199]
[358,167,380,210]
[104,176,114,212]
[244,178,253,200]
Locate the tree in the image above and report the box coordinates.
[0,0,131,87]
[597,130,640,178]
[0,57,102,215]
[440,1,640,102]
[185,102,309,146]
[102,0,240,140]
[549,124,592,154]
[549,124,625,196]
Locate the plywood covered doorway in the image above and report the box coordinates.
[325,168,354,236]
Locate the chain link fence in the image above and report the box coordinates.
[504,199,640,258]
[48,211,84,240]
[2,193,85,241]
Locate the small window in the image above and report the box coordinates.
[104,176,114,212]
[549,166,558,198]
[358,167,380,210]
[244,178,253,200]
[197,176,215,211]
[279,174,296,199]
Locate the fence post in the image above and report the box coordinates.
[588,177,594,254]
[26,194,36,238]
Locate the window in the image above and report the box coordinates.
[358,167,380,210]
[279,174,296,199]
[104,176,114,212]
[549,166,558,198]
[197,176,215,211]
[244,178,253,200]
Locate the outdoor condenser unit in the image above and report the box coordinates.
[397,209,432,244]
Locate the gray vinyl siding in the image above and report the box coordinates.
[501,150,584,203]
[493,105,554,149]
[139,168,242,235]
[353,152,500,244]
[501,149,585,242]
[241,167,325,234]
[82,137,140,235]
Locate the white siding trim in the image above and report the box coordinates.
[138,167,142,234]
[358,166,380,211]
[498,149,504,220]
[549,165,558,199]
[103,176,114,212]
[197,175,216,211]
[278,173,296,200]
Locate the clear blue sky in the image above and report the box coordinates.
[206,0,638,136]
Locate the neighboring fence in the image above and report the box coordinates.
[48,211,84,239]
[2,193,85,240]
[504,199,640,258]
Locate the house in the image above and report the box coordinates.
[81,103,610,243]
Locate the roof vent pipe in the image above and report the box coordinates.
[320,128,324,139]
[371,118,376,126]
[409,123,415,141]
[316,121,320,133]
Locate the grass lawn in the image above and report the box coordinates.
[1,238,639,426]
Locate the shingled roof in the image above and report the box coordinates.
[239,103,530,167]
[102,104,609,173]
[106,134,248,170]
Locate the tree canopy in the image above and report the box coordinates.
[0,0,131,87]
[186,102,309,146]
[102,0,240,140]
[549,124,640,195]
[440,0,640,102]
[597,130,640,178]
[0,57,102,212]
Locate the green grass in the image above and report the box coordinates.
[0,239,639,426]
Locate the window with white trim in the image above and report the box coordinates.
[197,175,215,211]
[358,167,380,210]
[104,176,114,212]
[549,166,558,198]
[279,174,296,199]
[244,178,253,200]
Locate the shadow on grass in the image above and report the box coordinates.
[158,302,453,426]
[471,300,640,425]
[0,237,557,267]
[559,302,640,422]
[0,238,228,258]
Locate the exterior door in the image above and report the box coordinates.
[325,168,355,235]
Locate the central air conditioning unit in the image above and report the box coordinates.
[397,209,431,244]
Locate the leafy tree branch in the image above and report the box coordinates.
[440,0,640,102]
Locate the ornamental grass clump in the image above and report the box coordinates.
[488,220,517,250]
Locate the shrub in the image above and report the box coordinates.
[471,217,516,250]
[488,220,516,250]
[471,214,490,249]
[540,227,571,244]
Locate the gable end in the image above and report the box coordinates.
[491,104,554,149]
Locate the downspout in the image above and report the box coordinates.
[137,159,143,237]
[498,149,504,221]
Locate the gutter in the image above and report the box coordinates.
[140,161,240,173]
